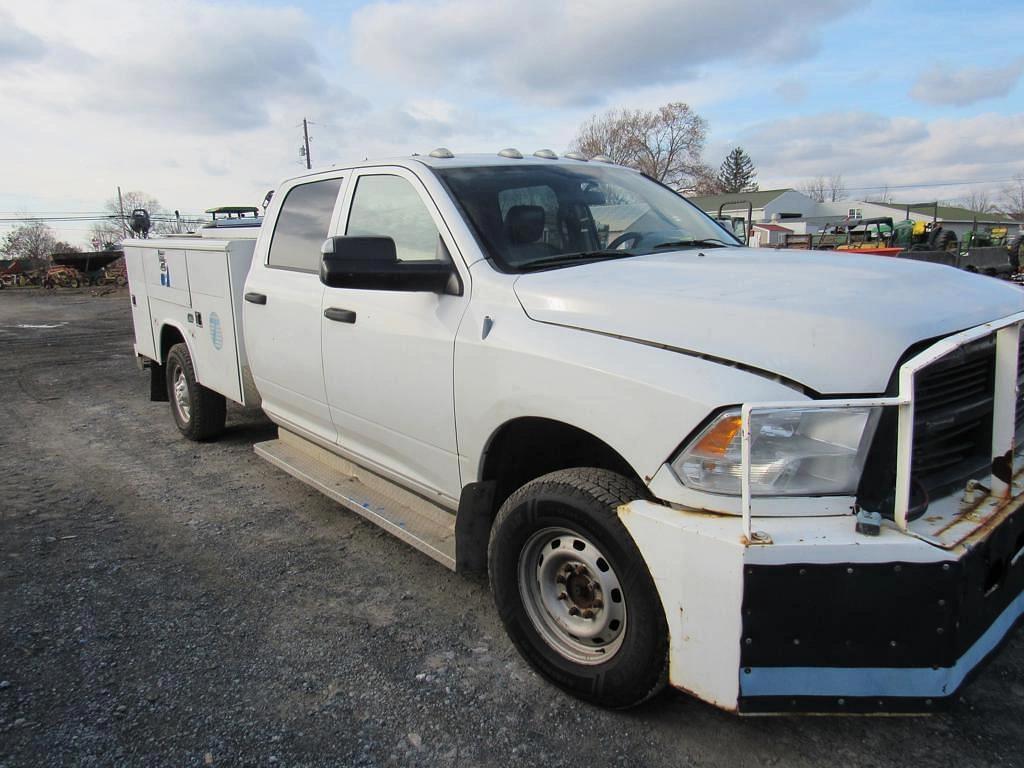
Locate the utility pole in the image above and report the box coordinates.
[301,118,312,170]
[116,186,128,240]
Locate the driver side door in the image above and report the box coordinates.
[320,167,469,505]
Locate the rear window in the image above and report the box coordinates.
[268,178,343,272]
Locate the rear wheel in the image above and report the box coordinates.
[488,468,668,709]
[165,343,226,441]
[934,228,958,252]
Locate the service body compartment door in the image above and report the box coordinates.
[185,244,253,405]
[123,244,157,360]
[143,246,192,308]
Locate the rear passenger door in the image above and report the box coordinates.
[244,174,345,443]
[320,167,469,504]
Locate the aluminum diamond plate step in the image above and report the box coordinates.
[254,428,456,570]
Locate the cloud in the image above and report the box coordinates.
[1,1,364,133]
[772,79,807,105]
[0,9,46,65]
[910,57,1024,107]
[351,0,854,106]
[736,110,1024,199]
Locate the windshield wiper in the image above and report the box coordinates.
[651,238,732,250]
[519,250,635,272]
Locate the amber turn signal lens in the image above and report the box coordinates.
[691,415,742,456]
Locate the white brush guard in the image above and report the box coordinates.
[619,311,1024,713]
[739,310,1024,545]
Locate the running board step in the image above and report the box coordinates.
[254,428,457,570]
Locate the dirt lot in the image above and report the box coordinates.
[1,288,1023,767]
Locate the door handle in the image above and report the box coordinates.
[244,292,267,305]
[324,307,356,324]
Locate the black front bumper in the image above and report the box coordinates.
[737,508,1024,714]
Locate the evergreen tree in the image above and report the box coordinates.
[716,147,758,193]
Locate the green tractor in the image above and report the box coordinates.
[889,218,958,252]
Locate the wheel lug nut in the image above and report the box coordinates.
[563,564,574,574]
[593,599,603,609]
[568,606,580,616]
[557,592,568,601]
[581,609,595,619]
[555,574,566,584]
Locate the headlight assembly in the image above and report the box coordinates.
[672,406,880,497]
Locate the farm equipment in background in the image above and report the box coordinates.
[822,217,956,256]
[784,207,1022,279]
[50,250,126,287]
[956,224,1015,276]
[833,217,902,255]
[42,265,82,289]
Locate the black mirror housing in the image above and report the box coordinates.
[320,236,455,293]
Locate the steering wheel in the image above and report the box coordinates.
[607,231,645,250]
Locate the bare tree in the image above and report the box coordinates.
[999,173,1024,222]
[690,164,724,195]
[864,185,892,204]
[1,222,58,262]
[828,174,848,202]
[89,190,173,248]
[957,189,995,213]
[570,102,709,191]
[800,174,847,203]
[800,176,828,203]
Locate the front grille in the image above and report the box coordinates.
[857,331,1024,516]
[911,337,996,492]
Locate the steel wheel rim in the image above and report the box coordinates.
[518,526,627,665]
[172,367,191,423]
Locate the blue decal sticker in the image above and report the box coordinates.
[209,312,223,350]
[158,252,170,287]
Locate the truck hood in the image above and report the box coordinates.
[512,248,1024,394]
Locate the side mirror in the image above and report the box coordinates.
[320,236,456,293]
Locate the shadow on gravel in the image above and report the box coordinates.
[218,416,278,446]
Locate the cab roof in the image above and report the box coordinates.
[279,151,639,185]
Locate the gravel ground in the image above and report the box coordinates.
[1,288,1024,767]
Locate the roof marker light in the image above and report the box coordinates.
[498,148,523,159]
[564,152,588,161]
[533,149,558,159]
[429,147,454,159]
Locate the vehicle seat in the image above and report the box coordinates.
[504,205,559,264]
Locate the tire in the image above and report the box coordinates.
[43,279,54,289]
[933,228,957,252]
[488,468,668,709]
[1010,235,1024,271]
[165,342,226,441]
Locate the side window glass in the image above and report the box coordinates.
[268,177,343,272]
[346,175,441,262]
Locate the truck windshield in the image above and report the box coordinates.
[433,164,738,272]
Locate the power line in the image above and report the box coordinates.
[840,177,1021,193]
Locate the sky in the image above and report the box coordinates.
[1,0,1023,246]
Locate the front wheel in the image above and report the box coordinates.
[488,468,668,709]
[165,343,226,441]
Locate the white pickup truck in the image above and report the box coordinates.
[124,150,1024,714]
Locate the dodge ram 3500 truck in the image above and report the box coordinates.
[124,149,1024,714]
